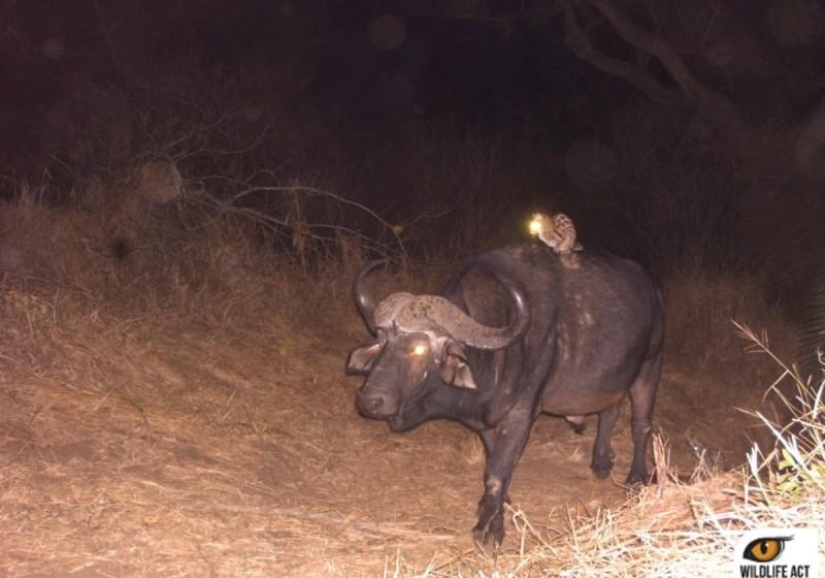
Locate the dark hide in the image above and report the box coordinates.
[346,245,664,546]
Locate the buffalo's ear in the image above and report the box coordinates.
[439,342,477,390]
[347,342,381,374]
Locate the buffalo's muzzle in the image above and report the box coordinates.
[356,389,397,418]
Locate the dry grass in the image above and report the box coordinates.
[1,194,818,577]
[0,278,627,576]
[0,181,377,333]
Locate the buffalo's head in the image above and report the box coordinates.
[347,260,529,430]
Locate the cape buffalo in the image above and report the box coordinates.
[346,245,664,546]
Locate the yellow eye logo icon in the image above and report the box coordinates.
[743,537,792,562]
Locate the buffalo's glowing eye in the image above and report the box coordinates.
[743,537,791,562]
[528,217,543,236]
[411,344,428,356]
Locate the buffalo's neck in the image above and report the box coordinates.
[442,345,530,430]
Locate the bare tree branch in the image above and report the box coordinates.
[584,0,743,124]
[560,0,686,108]
[560,0,783,168]
[181,181,408,263]
[431,0,817,180]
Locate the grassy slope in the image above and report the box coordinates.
[0,198,822,577]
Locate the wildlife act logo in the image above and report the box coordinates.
[735,529,819,578]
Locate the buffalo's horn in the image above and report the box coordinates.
[373,292,416,328]
[395,286,529,350]
[352,259,389,334]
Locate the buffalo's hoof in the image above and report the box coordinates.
[625,468,650,486]
[591,457,613,479]
[592,467,611,480]
[472,518,504,551]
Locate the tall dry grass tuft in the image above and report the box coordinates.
[738,324,825,501]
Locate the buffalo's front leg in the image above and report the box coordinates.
[473,411,533,547]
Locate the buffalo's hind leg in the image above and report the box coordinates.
[591,404,619,478]
[626,352,663,485]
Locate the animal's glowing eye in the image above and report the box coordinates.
[411,344,428,356]
[528,217,543,236]
[743,537,791,562]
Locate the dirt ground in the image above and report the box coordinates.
[0,283,763,577]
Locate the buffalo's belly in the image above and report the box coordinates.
[539,378,630,416]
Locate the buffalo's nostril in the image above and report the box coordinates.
[360,395,384,413]
[356,389,398,417]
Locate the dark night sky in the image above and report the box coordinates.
[3,0,820,135]
[1,0,631,156]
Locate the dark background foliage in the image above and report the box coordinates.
[2,0,824,318]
